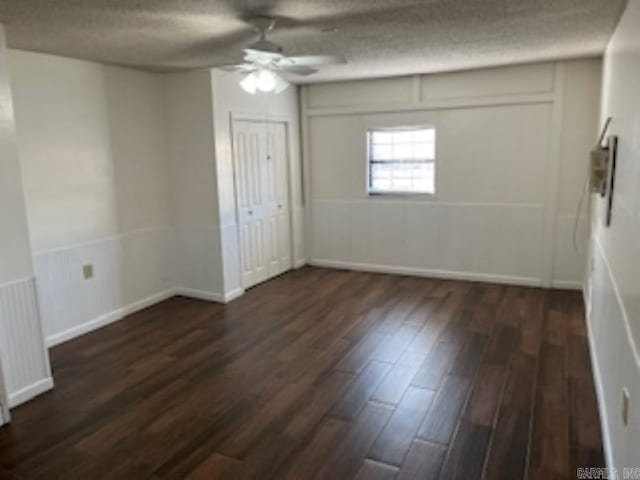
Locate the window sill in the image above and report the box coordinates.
[367,191,436,200]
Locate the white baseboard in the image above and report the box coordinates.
[175,287,244,304]
[44,285,246,348]
[551,280,583,290]
[584,299,615,473]
[294,259,307,269]
[223,287,245,302]
[46,310,122,347]
[8,376,54,408]
[45,289,175,347]
[119,289,176,317]
[175,287,223,302]
[309,259,543,287]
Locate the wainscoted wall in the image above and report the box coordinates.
[312,199,544,285]
[8,51,177,351]
[302,59,601,288]
[0,26,52,410]
[164,70,225,301]
[0,356,8,424]
[35,226,173,346]
[3,60,302,360]
[218,223,244,301]
[34,223,249,348]
[0,278,52,407]
[554,214,589,288]
[292,204,306,268]
[210,71,305,297]
[587,240,640,471]
[585,0,640,471]
[172,224,228,302]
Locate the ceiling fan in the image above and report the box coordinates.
[217,16,346,94]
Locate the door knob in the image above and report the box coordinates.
[277,204,282,209]
[248,210,253,215]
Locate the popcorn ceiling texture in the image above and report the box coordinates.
[0,0,628,82]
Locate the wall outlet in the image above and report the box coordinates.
[622,387,630,426]
[82,264,94,280]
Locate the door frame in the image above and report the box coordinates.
[0,354,10,426]
[230,112,296,289]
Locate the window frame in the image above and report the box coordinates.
[366,125,437,198]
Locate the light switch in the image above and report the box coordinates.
[622,387,630,426]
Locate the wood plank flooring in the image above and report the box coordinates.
[0,267,604,479]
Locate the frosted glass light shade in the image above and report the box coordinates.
[240,69,289,95]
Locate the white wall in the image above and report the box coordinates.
[164,69,224,300]
[586,0,640,471]
[9,51,118,250]
[0,27,52,410]
[0,52,35,284]
[210,71,305,298]
[302,59,601,288]
[163,69,304,301]
[9,51,173,346]
[556,60,603,283]
[7,55,304,348]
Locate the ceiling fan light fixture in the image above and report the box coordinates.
[240,72,258,94]
[273,74,290,93]
[256,68,277,92]
[223,16,345,93]
[239,68,289,95]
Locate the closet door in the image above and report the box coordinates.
[233,121,270,288]
[264,122,292,277]
[233,119,292,289]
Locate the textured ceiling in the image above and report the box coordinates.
[0,0,628,82]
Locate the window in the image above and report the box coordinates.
[367,127,436,195]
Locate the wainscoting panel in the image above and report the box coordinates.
[218,223,242,297]
[173,224,224,297]
[0,354,9,424]
[292,204,306,267]
[311,199,545,285]
[34,227,173,346]
[0,277,52,407]
[303,60,600,290]
[586,240,640,472]
[119,227,172,306]
[34,236,121,343]
[553,213,588,289]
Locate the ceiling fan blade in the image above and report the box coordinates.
[243,48,284,62]
[279,64,318,76]
[280,54,347,67]
[217,63,256,72]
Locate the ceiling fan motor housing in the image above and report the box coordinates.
[246,39,283,54]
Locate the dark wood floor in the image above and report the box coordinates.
[0,267,603,479]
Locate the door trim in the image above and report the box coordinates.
[230,113,295,289]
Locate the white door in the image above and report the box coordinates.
[264,122,292,277]
[233,120,291,289]
[234,120,270,288]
